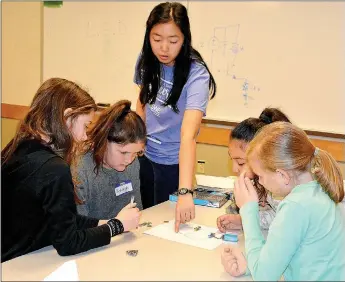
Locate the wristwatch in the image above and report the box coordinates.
[178,188,194,196]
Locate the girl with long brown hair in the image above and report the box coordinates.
[76,100,146,219]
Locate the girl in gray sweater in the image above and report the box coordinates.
[76,100,146,219]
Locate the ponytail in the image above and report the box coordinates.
[311,148,344,203]
[247,122,344,204]
[85,100,146,174]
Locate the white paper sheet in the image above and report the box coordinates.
[196,174,236,190]
[144,220,226,250]
[43,260,79,281]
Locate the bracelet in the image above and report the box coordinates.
[107,218,124,237]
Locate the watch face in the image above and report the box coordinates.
[179,188,188,195]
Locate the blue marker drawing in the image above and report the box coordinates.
[208,24,242,75]
[232,77,260,105]
[198,24,260,105]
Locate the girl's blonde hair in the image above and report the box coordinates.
[247,122,344,203]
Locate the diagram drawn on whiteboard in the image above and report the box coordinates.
[198,24,260,105]
[207,24,242,75]
[232,75,260,105]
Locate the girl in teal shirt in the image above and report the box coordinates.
[222,122,345,281]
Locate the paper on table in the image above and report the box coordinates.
[144,220,226,250]
[195,174,236,190]
[43,260,79,281]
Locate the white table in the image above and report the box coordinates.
[1,201,252,281]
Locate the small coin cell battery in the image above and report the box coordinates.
[223,233,238,242]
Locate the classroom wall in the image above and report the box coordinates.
[1,1,42,106]
[43,2,345,134]
[1,2,344,180]
[1,2,42,148]
[1,118,20,149]
[196,143,233,177]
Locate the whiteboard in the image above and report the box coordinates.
[44,1,345,134]
[44,2,186,109]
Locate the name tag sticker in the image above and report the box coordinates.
[115,181,133,196]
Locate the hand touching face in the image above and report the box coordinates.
[234,171,259,209]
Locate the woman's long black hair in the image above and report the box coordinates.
[137,2,216,113]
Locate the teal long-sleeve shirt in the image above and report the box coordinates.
[240,180,345,281]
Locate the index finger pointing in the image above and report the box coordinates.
[175,208,181,233]
[174,218,180,233]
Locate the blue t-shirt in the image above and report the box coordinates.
[134,58,210,165]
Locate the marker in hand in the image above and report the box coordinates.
[116,195,141,232]
[129,195,136,208]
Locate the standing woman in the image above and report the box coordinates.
[134,2,216,231]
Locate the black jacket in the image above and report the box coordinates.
[1,140,111,262]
